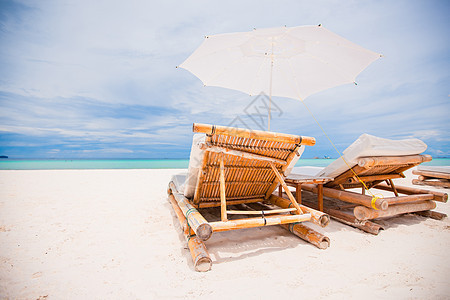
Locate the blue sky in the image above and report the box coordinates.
[0,0,448,158]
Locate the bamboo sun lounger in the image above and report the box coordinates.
[412,166,450,188]
[167,123,330,271]
[287,134,448,235]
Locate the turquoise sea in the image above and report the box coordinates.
[0,158,449,170]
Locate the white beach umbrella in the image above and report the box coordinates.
[179,25,382,130]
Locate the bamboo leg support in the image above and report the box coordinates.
[296,183,302,205]
[269,162,304,214]
[219,153,228,222]
[210,213,311,232]
[325,208,384,235]
[168,194,212,272]
[302,183,388,211]
[413,210,447,220]
[269,194,330,227]
[412,179,450,188]
[354,200,437,221]
[280,223,330,249]
[318,184,324,212]
[374,183,448,202]
[168,181,212,241]
[187,237,212,272]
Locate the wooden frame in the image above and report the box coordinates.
[168,123,330,271]
[412,168,450,188]
[287,154,448,235]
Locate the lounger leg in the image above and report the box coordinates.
[318,184,323,212]
[219,153,228,222]
[388,179,399,197]
[296,183,302,205]
[269,162,304,214]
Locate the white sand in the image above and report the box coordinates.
[0,169,449,299]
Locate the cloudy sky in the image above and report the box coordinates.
[0,0,448,158]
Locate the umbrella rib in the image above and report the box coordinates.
[248,53,271,95]
[285,58,305,101]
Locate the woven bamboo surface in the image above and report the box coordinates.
[194,131,300,207]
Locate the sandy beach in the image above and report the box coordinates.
[0,168,449,299]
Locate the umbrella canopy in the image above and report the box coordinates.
[179,24,381,102]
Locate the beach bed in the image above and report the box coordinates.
[412,166,450,188]
[167,123,330,271]
[287,134,448,234]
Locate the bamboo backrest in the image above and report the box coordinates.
[326,154,432,189]
[191,123,315,207]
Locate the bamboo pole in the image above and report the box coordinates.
[318,184,323,212]
[280,223,330,250]
[192,123,315,146]
[226,208,297,215]
[324,207,384,235]
[269,162,303,214]
[353,200,437,221]
[210,213,311,232]
[268,194,330,227]
[168,181,212,241]
[345,174,404,184]
[219,153,228,222]
[412,179,450,188]
[412,169,450,180]
[357,154,432,169]
[388,179,399,197]
[265,145,303,199]
[168,194,212,272]
[374,183,448,202]
[413,210,447,220]
[383,193,435,205]
[200,144,287,166]
[302,184,388,211]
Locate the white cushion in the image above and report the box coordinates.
[316,134,427,179]
[184,134,206,198]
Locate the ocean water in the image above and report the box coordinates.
[0,158,448,170]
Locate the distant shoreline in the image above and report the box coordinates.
[0,158,449,170]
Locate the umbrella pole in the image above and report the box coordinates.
[268,40,274,131]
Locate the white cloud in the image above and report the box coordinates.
[0,0,448,158]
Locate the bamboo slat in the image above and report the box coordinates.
[193,123,315,146]
[196,197,264,208]
[353,200,437,221]
[201,144,288,166]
